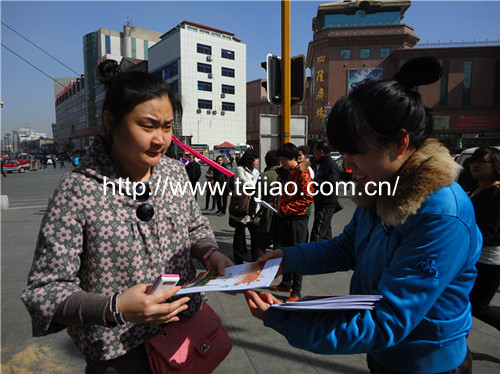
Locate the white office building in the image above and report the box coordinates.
[148,21,247,150]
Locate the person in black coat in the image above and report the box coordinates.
[213,155,229,216]
[310,139,341,242]
[185,153,201,200]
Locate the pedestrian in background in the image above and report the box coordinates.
[310,139,341,242]
[298,145,314,242]
[204,162,217,211]
[229,149,260,264]
[245,56,481,374]
[185,153,201,200]
[213,155,229,216]
[21,59,233,373]
[468,146,500,331]
[255,149,280,259]
[269,143,313,302]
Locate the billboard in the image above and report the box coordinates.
[348,68,383,93]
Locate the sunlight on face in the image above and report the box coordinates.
[108,96,174,181]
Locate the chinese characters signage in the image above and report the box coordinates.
[315,55,327,119]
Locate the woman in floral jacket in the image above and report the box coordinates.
[21,60,232,373]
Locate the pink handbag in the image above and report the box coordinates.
[145,303,232,374]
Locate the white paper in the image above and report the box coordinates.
[177,258,282,295]
[270,294,382,311]
[253,197,278,213]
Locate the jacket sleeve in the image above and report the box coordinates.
[282,210,358,275]
[280,169,314,217]
[265,212,480,355]
[21,174,88,336]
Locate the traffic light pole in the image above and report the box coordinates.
[281,0,291,144]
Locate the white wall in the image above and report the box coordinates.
[148,26,246,150]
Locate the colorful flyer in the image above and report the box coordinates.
[176,258,282,295]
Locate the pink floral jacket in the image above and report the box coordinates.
[21,134,217,360]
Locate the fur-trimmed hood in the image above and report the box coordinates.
[300,159,311,172]
[354,139,461,226]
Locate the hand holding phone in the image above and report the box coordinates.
[147,274,180,295]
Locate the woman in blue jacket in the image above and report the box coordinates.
[245,57,482,374]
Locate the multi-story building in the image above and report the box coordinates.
[54,25,162,152]
[148,21,247,150]
[305,0,500,149]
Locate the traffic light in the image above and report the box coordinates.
[261,54,282,104]
[261,54,305,105]
[291,54,305,105]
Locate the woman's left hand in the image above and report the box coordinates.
[244,290,281,321]
[205,250,234,276]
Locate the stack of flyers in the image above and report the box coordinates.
[270,294,383,311]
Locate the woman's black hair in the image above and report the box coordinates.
[326,56,443,153]
[470,146,500,180]
[264,149,280,168]
[276,142,300,161]
[313,139,330,154]
[98,59,183,133]
[239,149,259,168]
[297,145,310,157]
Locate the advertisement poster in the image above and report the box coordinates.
[348,68,383,93]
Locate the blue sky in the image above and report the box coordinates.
[1,0,499,136]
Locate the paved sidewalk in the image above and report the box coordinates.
[1,166,499,373]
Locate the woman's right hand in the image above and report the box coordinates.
[257,248,284,275]
[116,284,190,324]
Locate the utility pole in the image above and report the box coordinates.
[281,0,291,144]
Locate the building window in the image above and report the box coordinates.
[198,99,212,109]
[144,40,149,60]
[105,35,111,54]
[162,61,178,80]
[197,81,212,92]
[197,43,212,55]
[221,49,235,60]
[462,61,472,107]
[222,102,235,111]
[360,48,371,59]
[380,47,391,58]
[222,67,235,77]
[197,63,212,73]
[340,49,351,59]
[169,80,179,93]
[131,38,136,58]
[221,84,235,94]
[439,61,449,107]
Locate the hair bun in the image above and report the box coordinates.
[97,59,123,85]
[394,56,443,88]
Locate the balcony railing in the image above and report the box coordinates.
[414,39,500,48]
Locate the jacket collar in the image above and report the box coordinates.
[354,139,461,226]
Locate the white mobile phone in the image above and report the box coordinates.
[147,274,180,295]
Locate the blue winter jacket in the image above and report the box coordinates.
[264,140,482,373]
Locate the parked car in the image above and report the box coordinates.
[330,151,341,161]
[2,159,30,173]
